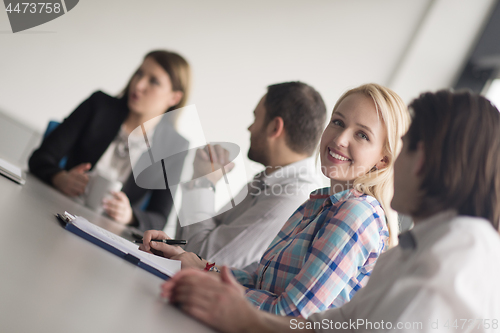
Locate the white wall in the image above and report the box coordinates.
[0,0,495,184]
[486,78,500,108]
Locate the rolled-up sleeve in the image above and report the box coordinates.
[232,267,259,288]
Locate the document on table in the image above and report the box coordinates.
[71,217,181,277]
[0,157,25,185]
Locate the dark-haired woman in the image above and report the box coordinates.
[29,50,190,231]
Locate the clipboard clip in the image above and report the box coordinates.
[55,211,77,224]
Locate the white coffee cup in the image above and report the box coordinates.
[85,173,123,212]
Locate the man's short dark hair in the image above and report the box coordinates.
[408,90,500,229]
[264,82,326,156]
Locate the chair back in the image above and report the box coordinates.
[43,120,67,169]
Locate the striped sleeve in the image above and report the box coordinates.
[243,198,385,317]
[231,267,259,288]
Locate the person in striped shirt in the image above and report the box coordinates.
[142,83,410,317]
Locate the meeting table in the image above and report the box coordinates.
[0,171,215,333]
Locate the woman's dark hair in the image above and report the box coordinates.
[121,50,191,112]
[408,90,500,229]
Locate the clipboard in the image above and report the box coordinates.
[56,212,180,280]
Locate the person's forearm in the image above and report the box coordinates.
[213,304,310,333]
[51,170,66,187]
[247,311,313,333]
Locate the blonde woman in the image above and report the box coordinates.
[142,83,410,317]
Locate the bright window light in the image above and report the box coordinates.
[485,78,500,111]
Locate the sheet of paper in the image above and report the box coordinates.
[71,217,181,277]
[0,158,22,178]
[72,217,138,252]
[139,251,181,276]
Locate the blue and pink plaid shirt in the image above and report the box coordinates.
[231,187,388,318]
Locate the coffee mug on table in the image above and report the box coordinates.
[85,173,123,212]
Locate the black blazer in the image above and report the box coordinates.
[29,91,188,231]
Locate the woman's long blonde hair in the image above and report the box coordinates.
[332,83,411,247]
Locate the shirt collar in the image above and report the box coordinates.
[398,231,417,250]
[309,187,363,204]
[399,209,458,250]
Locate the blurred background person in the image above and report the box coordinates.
[29,50,191,231]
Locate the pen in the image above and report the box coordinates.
[134,239,187,245]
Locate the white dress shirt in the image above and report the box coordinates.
[176,157,324,268]
[94,125,150,184]
[309,210,500,332]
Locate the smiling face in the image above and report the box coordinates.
[127,56,182,118]
[320,92,388,192]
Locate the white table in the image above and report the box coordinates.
[0,172,215,333]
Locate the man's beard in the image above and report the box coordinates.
[247,142,268,167]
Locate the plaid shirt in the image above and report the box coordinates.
[232,188,388,318]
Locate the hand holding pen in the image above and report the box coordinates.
[138,229,186,258]
[134,239,187,245]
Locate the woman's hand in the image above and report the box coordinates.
[161,267,256,333]
[102,191,134,224]
[52,163,91,197]
[139,229,185,258]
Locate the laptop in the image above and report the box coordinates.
[0,157,25,185]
